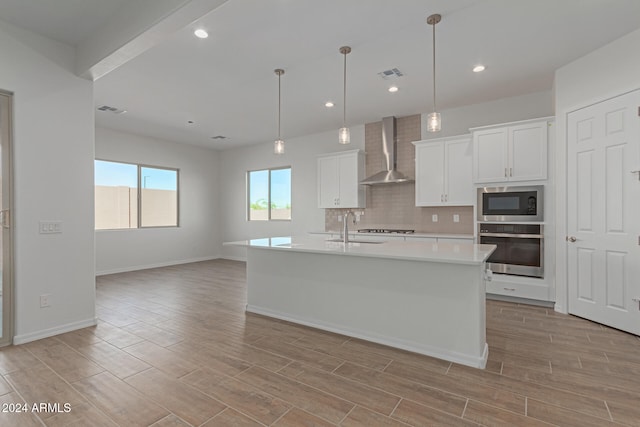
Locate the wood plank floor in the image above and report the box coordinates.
[1,259,639,426]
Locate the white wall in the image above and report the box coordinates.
[420,91,553,140]
[554,28,640,313]
[219,126,365,260]
[0,19,96,343]
[95,127,221,274]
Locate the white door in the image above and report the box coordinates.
[317,156,338,208]
[337,153,357,208]
[567,89,640,335]
[509,121,548,181]
[415,141,444,206]
[0,91,13,346]
[445,137,472,205]
[473,128,508,183]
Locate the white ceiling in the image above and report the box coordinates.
[3,0,640,150]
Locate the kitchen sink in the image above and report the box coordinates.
[325,239,385,244]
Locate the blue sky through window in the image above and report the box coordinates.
[95,160,177,191]
[249,168,291,209]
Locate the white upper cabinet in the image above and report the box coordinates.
[317,150,365,208]
[472,118,550,183]
[413,135,473,206]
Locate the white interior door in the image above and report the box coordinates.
[567,89,640,335]
[0,91,13,346]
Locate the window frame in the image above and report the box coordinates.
[95,159,180,230]
[247,166,291,222]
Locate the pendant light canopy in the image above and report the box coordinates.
[427,14,441,133]
[274,68,285,154]
[339,46,351,144]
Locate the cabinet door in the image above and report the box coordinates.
[444,138,473,205]
[473,128,508,183]
[317,156,339,208]
[415,142,445,206]
[509,121,547,181]
[337,153,359,207]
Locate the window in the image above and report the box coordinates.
[248,167,291,221]
[95,160,178,230]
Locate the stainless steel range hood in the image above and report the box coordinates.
[360,116,414,185]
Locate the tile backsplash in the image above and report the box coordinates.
[325,114,474,234]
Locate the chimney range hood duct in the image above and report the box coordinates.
[360,116,414,185]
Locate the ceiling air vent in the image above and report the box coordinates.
[211,135,227,140]
[377,68,404,80]
[97,105,127,114]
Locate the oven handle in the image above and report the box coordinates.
[479,233,544,239]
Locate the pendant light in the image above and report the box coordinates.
[339,46,351,144]
[274,68,285,154]
[427,14,441,132]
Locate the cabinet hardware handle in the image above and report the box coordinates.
[504,168,507,177]
[566,236,577,242]
[632,170,640,181]
[503,287,516,291]
[510,167,513,177]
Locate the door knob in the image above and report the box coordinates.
[566,236,577,242]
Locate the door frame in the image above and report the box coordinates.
[0,89,14,347]
[555,86,640,315]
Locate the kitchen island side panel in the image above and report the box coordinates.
[246,248,487,368]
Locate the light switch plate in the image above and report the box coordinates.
[39,221,62,234]
[453,214,460,223]
[432,214,438,222]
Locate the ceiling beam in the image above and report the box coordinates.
[76,0,228,80]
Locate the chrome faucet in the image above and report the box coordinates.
[342,210,356,244]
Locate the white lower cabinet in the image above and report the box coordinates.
[485,275,552,301]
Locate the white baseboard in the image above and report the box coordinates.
[246,305,488,369]
[13,317,98,345]
[96,256,221,276]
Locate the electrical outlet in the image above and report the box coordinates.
[453,214,460,223]
[40,294,51,308]
[338,215,343,222]
[432,214,438,222]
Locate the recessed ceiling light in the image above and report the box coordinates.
[194,29,208,39]
[473,65,485,73]
[388,86,399,93]
[325,101,334,108]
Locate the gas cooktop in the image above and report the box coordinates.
[357,229,415,234]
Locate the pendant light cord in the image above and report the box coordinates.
[432,19,436,113]
[278,72,281,139]
[343,50,347,126]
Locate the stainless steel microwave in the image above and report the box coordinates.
[477,185,543,222]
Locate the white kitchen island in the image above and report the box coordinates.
[225,236,496,368]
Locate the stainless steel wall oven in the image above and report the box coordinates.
[478,223,544,278]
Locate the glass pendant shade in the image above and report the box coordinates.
[339,127,350,145]
[427,111,441,133]
[274,139,285,154]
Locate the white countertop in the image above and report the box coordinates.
[224,235,495,265]
[309,231,474,240]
